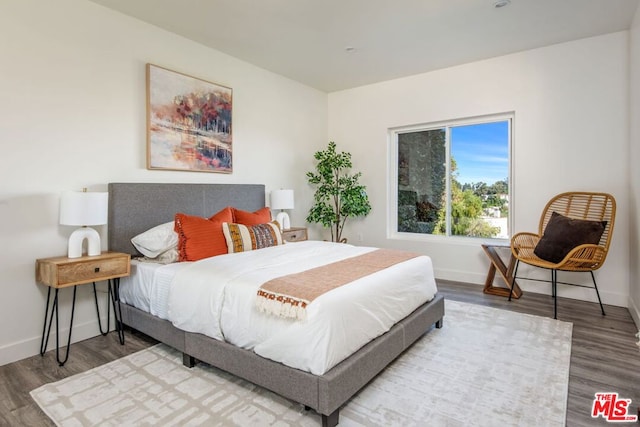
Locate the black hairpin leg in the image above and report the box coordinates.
[93,279,125,344]
[40,286,77,366]
[109,278,125,344]
[39,287,53,356]
[93,278,124,345]
[94,282,110,336]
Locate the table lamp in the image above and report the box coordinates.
[270,189,294,230]
[59,189,109,258]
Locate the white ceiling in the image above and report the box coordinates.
[88,0,639,92]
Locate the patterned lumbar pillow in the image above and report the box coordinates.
[222,221,283,253]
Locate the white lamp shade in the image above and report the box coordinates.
[60,191,108,226]
[270,189,294,210]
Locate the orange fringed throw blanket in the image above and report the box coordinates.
[256,249,421,320]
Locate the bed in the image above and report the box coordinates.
[108,182,445,427]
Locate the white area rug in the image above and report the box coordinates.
[31,300,572,426]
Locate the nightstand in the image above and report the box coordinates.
[282,227,308,242]
[35,251,130,366]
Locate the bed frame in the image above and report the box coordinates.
[108,182,445,427]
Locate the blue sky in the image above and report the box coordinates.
[450,121,509,185]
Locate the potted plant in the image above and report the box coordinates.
[306,141,372,242]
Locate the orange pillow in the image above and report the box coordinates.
[174,207,234,261]
[232,207,272,225]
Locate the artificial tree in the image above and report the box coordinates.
[306,141,372,242]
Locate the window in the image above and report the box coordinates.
[392,114,512,240]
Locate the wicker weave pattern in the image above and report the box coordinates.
[511,192,616,272]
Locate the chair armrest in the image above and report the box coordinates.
[510,232,540,260]
[558,244,607,270]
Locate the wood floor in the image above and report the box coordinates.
[1,280,638,426]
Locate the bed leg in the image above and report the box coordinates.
[322,409,339,427]
[182,353,196,368]
[435,318,443,329]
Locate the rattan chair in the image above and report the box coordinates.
[508,192,616,319]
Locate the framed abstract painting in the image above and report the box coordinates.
[146,64,233,173]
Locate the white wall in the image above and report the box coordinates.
[0,0,327,365]
[629,6,640,328]
[328,32,630,308]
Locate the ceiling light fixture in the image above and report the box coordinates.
[493,0,511,8]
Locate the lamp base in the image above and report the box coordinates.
[275,212,290,231]
[68,227,101,258]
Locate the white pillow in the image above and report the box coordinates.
[131,221,178,258]
[139,247,179,264]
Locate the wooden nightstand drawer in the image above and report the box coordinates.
[282,227,308,242]
[36,252,130,288]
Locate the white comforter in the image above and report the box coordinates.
[168,240,437,375]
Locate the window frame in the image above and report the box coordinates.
[388,112,514,244]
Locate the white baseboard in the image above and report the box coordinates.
[0,316,111,367]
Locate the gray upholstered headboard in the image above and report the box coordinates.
[108,183,266,255]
